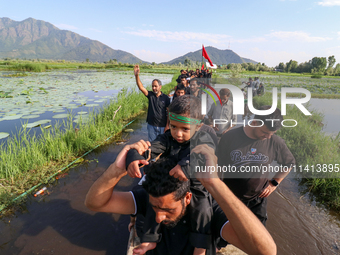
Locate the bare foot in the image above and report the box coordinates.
[133,242,157,255]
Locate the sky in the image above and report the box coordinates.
[1,0,340,67]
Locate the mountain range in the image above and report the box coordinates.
[0,17,257,65]
[0,17,143,63]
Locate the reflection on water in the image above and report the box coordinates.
[306,98,340,136]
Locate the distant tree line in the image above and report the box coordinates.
[275,56,340,75]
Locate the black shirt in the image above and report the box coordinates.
[146,91,170,127]
[217,126,295,202]
[131,189,228,255]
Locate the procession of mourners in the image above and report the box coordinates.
[85,65,289,255]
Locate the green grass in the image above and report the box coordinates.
[253,94,340,210]
[0,73,177,210]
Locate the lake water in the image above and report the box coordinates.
[0,70,173,143]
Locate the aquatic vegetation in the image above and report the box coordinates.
[0,73,177,209]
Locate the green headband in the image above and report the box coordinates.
[169,112,201,125]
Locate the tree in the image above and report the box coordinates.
[311,57,327,73]
[277,62,285,70]
[184,58,191,67]
[86,58,90,63]
[334,63,340,75]
[327,55,336,69]
[285,60,298,73]
[296,61,312,73]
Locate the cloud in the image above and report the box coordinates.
[338,31,340,39]
[317,0,340,6]
[56,24,78,30]
[89,28,103,33]
[267,31,332,42]
[242,48,313,67]
[124,29,231,45]
[133,49,172,63]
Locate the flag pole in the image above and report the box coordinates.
[202,44,204,70]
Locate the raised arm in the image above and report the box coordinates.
[192,145,277,255]
[134,64,148,96]
[85,140,150,214]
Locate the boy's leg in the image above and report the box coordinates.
[188,187,213,250]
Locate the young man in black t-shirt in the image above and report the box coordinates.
[134,65,170,141]
[217,106,295,225]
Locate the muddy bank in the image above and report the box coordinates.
[0,114,339,255]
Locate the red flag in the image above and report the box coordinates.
[202,45,213,66]
[201,63,204,70]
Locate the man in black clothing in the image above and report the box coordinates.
[217,106,295,225]
[85,141,276,255]
[134,64,170,142]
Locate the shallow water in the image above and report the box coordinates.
[307,98,340,136]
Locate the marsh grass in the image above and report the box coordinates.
[253,94,340,210]
[0,74,177,209]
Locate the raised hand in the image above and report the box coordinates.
[134,64,140,76]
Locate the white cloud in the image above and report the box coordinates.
[56,24,78,30]
[338,31,340,39]
[267,31,331,42]
[133,50,172,63]
[124,29,231,46]
[317,0,340,6]
[89,28,103,33]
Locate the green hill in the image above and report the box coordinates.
[162,46,257,65]
[0,17,144,63]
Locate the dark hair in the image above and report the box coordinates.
[176,84,186,91]
[190,78,198,84]
[142,158,190,201]
[219,88,230,97]
[168,95,202,119]
[152,79,162,86]
[254,106,283,131]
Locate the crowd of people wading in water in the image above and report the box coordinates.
[85,65,287,255]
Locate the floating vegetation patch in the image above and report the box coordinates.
[0,132,10,139]
[52,114,71,119]
[21,114,40,119]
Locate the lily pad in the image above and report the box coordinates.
[34,119,51,125]
[52,114,71,119]
[77,111,88,115]
[21,114,40,119]
[23,122,41,128]
[85,104,99,108]
[2,115,23,120]
[0,132,10,139]
[44,125,52,129]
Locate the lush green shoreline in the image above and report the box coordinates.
[0,72,177,211]
[253,94,340,210]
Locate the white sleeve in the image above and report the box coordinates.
[220,220,229,242]
[129,191,137,215]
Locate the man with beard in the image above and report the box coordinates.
[134,64,170,141]
[207,88,237,137]
[85,141,276,255]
